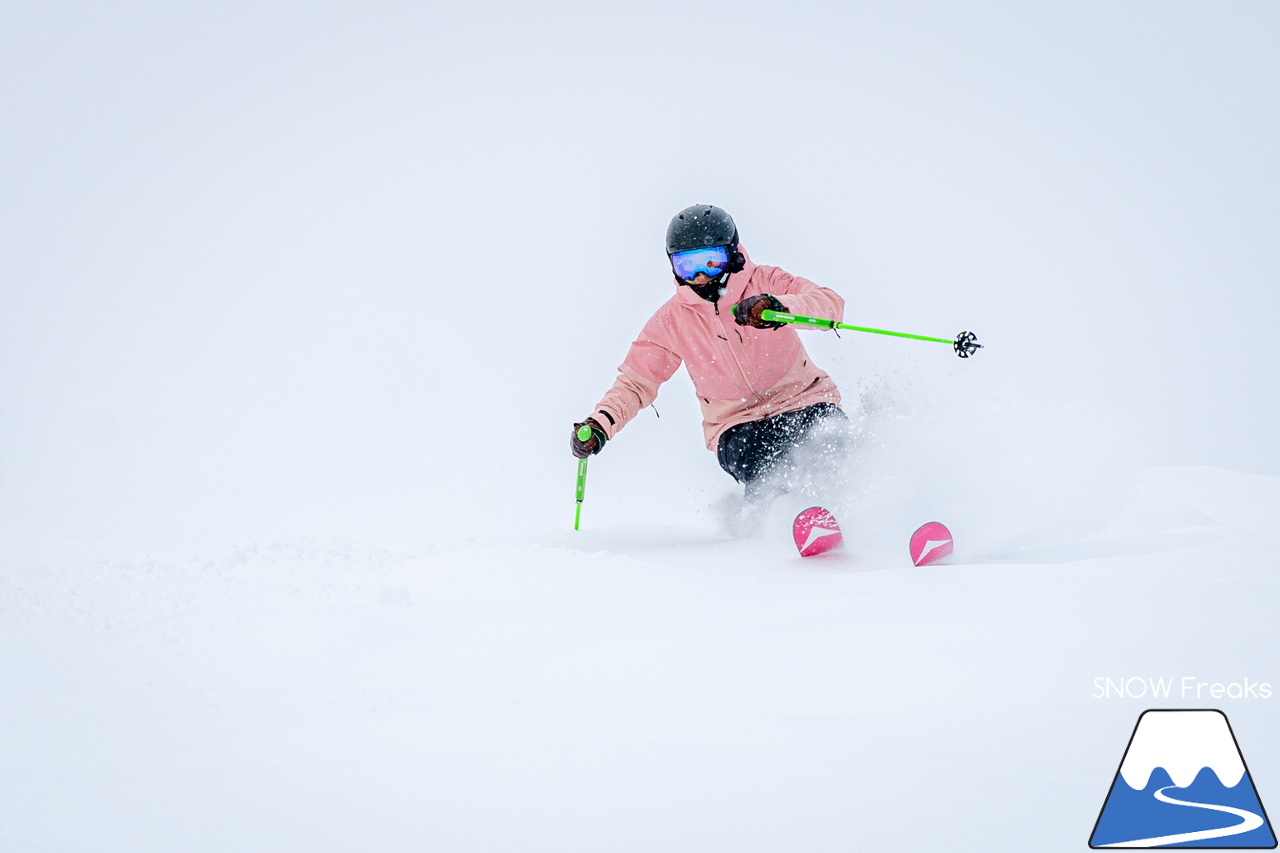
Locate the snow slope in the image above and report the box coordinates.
[2,465,1277,852]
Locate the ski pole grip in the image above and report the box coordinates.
[577,424,594,442]
[761,309,835,329]
[729,304,834,328]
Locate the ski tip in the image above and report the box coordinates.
[909,521,953,566]
[793,506,843,557]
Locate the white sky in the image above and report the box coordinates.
[2,1,1278,554]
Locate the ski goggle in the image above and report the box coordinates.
[670,246,730,280]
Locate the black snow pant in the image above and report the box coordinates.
[716,403,847,500]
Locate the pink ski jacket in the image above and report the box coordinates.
[591,248,844,451]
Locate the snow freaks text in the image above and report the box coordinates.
[1092,676,1273,700]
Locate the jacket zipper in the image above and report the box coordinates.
[715,293,767,407]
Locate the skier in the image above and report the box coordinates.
[570,204,849,506]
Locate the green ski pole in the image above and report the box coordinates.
[731,306,983,358]
[574,424,592,530]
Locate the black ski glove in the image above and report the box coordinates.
[733,294,787,329]
[570,418,608,458]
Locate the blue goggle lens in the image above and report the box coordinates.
[670,246,730,280]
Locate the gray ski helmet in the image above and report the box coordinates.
[665,204,738,255]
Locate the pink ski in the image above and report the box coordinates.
[909,522,953,566]
[793,507,843,557]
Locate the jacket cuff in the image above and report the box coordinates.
[591,409,620,439]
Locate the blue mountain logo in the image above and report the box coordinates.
[1090,709,1276,848]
